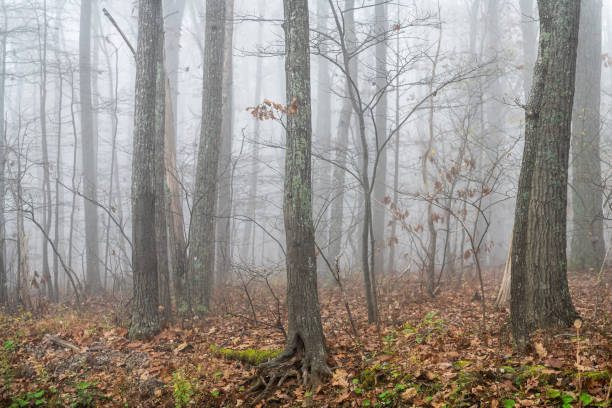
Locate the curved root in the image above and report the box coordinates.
[247,350,330,404]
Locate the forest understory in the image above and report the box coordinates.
[0,270,609,408]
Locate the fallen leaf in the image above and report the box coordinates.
[401,387,417,401]
[534,342,547,358]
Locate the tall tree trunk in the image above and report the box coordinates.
[242,0,264,265]
[38,0,53,300]
[423,19,442,296]
[163,0,186,137]
[314,0,332,275]
[0,0,7,304]
[79,0,102,294]
[164,71,188,310]
[263,0,330,386]
[53,71,63,302]
[570,0,605,271]
[372,0,388,277]
[190,0,225,310]
[328,0,356,268]
[389,0,400,274]
[130,0,163,339]
[511,0,581,350]
[216,0,234,285]
[155,14,171,324]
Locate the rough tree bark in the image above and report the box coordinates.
[129,0,162,340]
[570,0,605,271]
[79,0,102,294]
[256,0,331,391]
[190,0,225,310]
[154,8,171,323]
[511,0,581,350]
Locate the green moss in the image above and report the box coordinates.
[576,370,609,382]
[453,360,472,370]
[210,345,281,365]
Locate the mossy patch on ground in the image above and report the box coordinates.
[210,345,281,365]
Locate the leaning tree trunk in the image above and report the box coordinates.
[129,0,163,340]
[190,0,225,310]
[510,0,581,350]
[495,1,537,306]
[258,0,331,390]
[79,0,102,294]
[570,0,605,271]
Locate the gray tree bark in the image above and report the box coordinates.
[163,0,186,137]
[328,0,356,267]
[190,0,225,310]
[314,0,332,275]
[570,0,605,271]
[511,0,581,350]
[155,10,171,323]
[372,0,388,277]
[0,0,7,304]
[79,0,102,294]
[216,0,234,285]
[129,0,163,339]
[242,0,264,265]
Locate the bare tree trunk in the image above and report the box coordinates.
[314,0,332,276]
[190,0,225,310]
[511,0,581,350]
[0,0,7,304]
[216,0,234,285]
[38,0,54,300]
[155,16,171,324]
[389,1,400,274]
[68,70,78,277]
[423,19,442,296]
[242,0,264,264]
[129,0,163,339]
[328,0,356,269]
[79,0,101,294]
[53,70,63,302]
[164,72,188,310]
[261,0,331,386]
[570,0,605,271]
[372,0,388,277]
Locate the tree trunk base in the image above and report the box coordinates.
[248,342,331,404]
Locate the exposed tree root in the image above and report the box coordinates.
[247,346,331,405]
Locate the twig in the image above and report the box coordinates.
[102,8,136,58]
[44,333,80,353]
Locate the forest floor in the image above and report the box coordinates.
[0,269,610,407]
